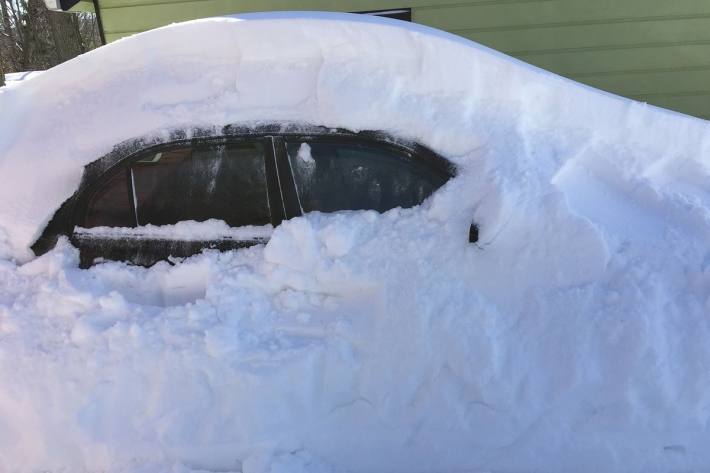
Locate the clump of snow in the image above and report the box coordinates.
[296,142,314,164]
[2,70,44,87]
[0,11,709,473]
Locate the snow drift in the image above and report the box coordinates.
[0,11,709,473]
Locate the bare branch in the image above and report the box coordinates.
[0,0,100,74]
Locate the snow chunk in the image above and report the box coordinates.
[296,142,314,164]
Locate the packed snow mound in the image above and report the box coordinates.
[0,11,709,473]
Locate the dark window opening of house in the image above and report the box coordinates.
[356,8,412,22]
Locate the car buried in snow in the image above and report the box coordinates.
[2,9,710,473]
[32,124,458,267]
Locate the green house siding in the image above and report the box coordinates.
[97,0,710,119]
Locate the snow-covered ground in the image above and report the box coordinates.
[0,12,709,473]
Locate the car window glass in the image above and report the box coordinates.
[83,170,134,228]
[131,141,270,227]
[286,141,445,213]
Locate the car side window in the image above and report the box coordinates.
[131,141,270,227]
[81,140,271,229]
[84,169,134,228]
[286,140,446,213]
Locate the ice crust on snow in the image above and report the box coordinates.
[0,11,709,473]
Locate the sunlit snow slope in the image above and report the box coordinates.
[0,12,709,473]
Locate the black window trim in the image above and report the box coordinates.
[31,124,456,260]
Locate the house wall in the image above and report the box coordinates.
[97,0,710,119]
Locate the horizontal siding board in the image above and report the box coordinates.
[461,17,710,56]
[571,64,710,79]
[515,43,710,76]
[416,0,710,32]
[101,0,420,32]
[580,69,710,97]
[101,0,381,10]
[102,0,236,32]
[101,0,710,35]
[638,93,710,118]
[105,32,131,42]
[69,0,94,12]
[99,0,533,10]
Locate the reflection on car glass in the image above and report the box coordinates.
[287,141,444,213]
[131,142,270,227]
[82,142,272,230]
[84,169,134,228]
[135,152,163,164]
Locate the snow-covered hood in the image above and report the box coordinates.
[0,12,709,473]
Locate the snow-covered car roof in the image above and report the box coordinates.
[0,11,708,261]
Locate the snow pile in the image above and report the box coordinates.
[2,70,44,87]
[0,12,709,473]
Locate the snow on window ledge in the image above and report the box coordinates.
[74,219,273,241]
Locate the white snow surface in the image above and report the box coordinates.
[0,11,709,473]
[2,70,44,87]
